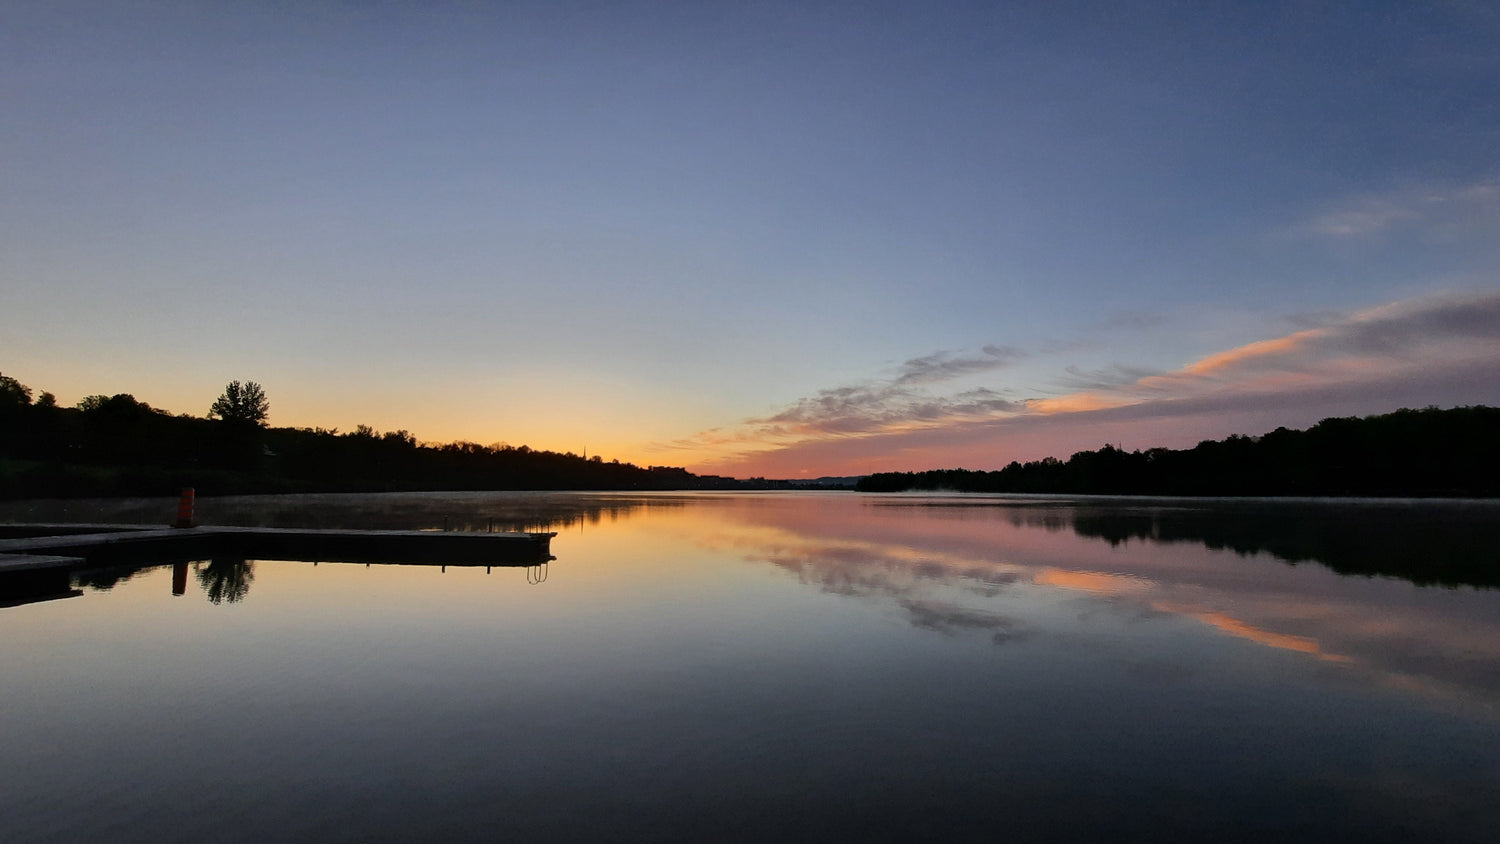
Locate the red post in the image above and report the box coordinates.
[175,487,196,529]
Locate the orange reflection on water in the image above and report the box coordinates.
[1034,567,1350,662]
[14,493,1500,719]
[1032,568,1153,597]
[1164,606,1350,662]
[693,493,1500,715]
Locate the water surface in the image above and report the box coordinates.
[2,492,1498,841]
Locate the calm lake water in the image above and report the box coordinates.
[2,491,1499,842]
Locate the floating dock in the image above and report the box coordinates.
[0,524,555,569]
[1,501,557,607]
[1,522,556,606]
[0,553,87,608]
[0,522,553,610]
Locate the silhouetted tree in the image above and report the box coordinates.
[857,406,1500,498]
[2,372,786,498]
[0,373,36,461]
[0,372,32,408]
[209,380,269,427]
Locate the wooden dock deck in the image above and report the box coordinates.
[0,553,89,608]
[0,522,554,608]
[0,524,556,571]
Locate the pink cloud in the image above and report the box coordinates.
[676,291,1500,477]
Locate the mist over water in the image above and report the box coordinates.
[2,491,1498,841]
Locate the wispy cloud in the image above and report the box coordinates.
[1052,364,1162,392]
[1079,290,1500,408]
[1293,178,1500,239]
[666,289,1500,476]
[1095,311,1168,332]
[893,345,1026,385]
[673,346,1030,447]
[757,383,1023,437]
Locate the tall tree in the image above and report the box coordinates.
[209,380,269,427]
[0,372,33,408]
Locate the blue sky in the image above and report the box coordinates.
[4,1,1498,476]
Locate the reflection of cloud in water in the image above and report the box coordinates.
[1165,605,1350,663]
[899,599,1023,642]
[748,539,1027,639]
[711,495,1500,714]
[753,547,920,599]
[1033,568,1153,596]
[1031,569,1346,661]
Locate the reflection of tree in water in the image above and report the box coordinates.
[160,491,684,533]
[883,498,1500,589]
[196,557,254,604]
[1066,504,1500,589]
[73,564,148,591]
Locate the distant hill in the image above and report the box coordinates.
[856,406,1500,498]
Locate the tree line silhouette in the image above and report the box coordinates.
[856,406,1500,497]
[0,373,786,498]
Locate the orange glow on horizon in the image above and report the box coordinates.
[24,286,1495,482]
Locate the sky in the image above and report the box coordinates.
[3,0,1498,478]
